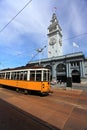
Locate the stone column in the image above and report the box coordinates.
[66,62,69,77]
[66,62,72,78]
[52,62,56,80]
[80,61,84,77]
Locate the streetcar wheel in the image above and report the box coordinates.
[16,88,19,92]
[24,90,28,94]
[28,90,31,95]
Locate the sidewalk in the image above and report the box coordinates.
[51,83,87,91]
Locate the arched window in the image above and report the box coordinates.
[56,64,66,72]
[45,65,52,71]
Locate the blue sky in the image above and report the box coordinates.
[0,0,87,69]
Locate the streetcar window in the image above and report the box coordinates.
[0,74,1,78]
[6,72,10,79]
[11,72,14,80]
[16,72,20,80]
[36,70,41,81]
[43,70,46,81]
[48,70,50,81]
[20,71,24,80]
[0,73,5,79]
[14,72,16,80]
[24,71,27,80]
[3,73,5,79]
[19,71,27,80]
[43,70,50,81]
[30,71,35,81]
[11,72,17,80]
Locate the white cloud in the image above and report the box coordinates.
[70,2,85,34]
[60,0,87,55]
[0,0,52,48]
[0,0,87,68]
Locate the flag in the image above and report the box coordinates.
[73,42,79,48]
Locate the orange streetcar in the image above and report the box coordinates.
[0,66,51,95]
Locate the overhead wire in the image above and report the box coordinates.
[29,45,47,63]
[29,32,87,62]
[0,0,32,33]
[0,1,87,63]
[63,32,87,41]
[0,0,87,41]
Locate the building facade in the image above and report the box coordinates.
[27,13,87,83]
[27,52,87,83]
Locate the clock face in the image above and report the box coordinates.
[49,37,56,45]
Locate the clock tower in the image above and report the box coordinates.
[47,13,62,58]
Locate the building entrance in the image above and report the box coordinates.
[56,63,66,82]
[72,70,80,83]
[57,75,67,83]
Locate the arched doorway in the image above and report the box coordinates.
[72,70,80,83]
[56,63,66,82]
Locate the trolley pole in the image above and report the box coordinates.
[36,46,46,66]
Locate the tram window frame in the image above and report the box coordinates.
[11,72,14,80]
[11,72,16,80]
[6,72,10,79]
[0,73,2,79]
[20,71,24,80]
[48,70,50,81]
[17,71,27,81]
[36,70,41,81]
[43,70,47,81]
[30,71,35,81]
[24,71,27,80]
[3,73,5,79]
[0,73,5,79]
[43,70,50,81]
[16,72,20,80]
[14,72,16,80]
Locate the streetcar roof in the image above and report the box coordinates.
[0,65,49,73]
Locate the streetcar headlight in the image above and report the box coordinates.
[42,84,45,88]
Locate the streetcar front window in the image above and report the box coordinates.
[43,70,46,81]
[43,70,50,81]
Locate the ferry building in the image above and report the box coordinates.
[27,13,87,83]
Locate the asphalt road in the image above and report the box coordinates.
[0,99,59,130]
[0,86,87,130]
